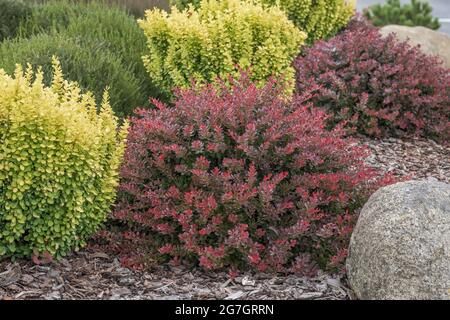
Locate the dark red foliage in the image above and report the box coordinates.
[114,74,395,274]
[294,17,450,142]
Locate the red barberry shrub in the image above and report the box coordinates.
[294,17,450,142]
[114,73,395,274]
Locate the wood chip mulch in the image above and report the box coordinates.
[362,137,450,184]
[0,136,448,300]
[0,251,351,300]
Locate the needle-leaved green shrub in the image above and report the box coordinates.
[15,0,161,112]
[364,0,440,30]
[0,34,143,117]
[0,0,32,42]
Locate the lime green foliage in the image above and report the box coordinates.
[0,34,143,117]
[140,0,306,96]
[364,0,440,30]
[0,58,128,258]
[13,0,160,114]
[0,0,32,41]
[260,0,355,42]
[170,0,355,43]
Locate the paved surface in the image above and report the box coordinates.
[357,0,450,34]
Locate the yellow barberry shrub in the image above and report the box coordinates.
[171,0,355,43]
[260,0,355,42]
[140,0,306,96]
[0,57,128,259]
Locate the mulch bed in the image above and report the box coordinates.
[0,137,448,300]
[363,137,450,184]
[0,250,350,300]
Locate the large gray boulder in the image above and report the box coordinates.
[380,25,450,68]
[347,180,450,300]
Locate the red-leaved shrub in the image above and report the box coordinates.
[294,18,450,142]
[114,74,395,274]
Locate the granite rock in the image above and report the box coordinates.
[380,25,450,68]
[347,180,450,300]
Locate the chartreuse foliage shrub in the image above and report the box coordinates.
[294,18,450,142]
[139,0,305,96]
[114,73,394,274]
[0,34,143,117]
[0,58,128,259]
[0,0,32,41]
[364,0,440,30]
[14,0,160,112]
[262,0,355,42]
[170,0,355,43]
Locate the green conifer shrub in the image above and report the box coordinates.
[364,0,440,30]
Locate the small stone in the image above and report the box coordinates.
[241,276,255,286]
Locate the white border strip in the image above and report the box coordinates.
[439,18,450,23]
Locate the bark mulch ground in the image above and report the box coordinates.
[0,137,448,300]
[363,137,450,184]
[0,251,350,300]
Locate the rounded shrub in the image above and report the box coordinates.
[0,33,143,117]
[170,0,201,9]
[139,0,306,97]
[0,0,32,42]
[114,73,394,274]
[261,0,355,43]
[17,0,90,37]
[170,0,355,43]
[364,0,440,30]
[17,0,161,108]
[0,58,128,259]
[294,18,450,142]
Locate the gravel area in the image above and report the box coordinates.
[0,137,448,300]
